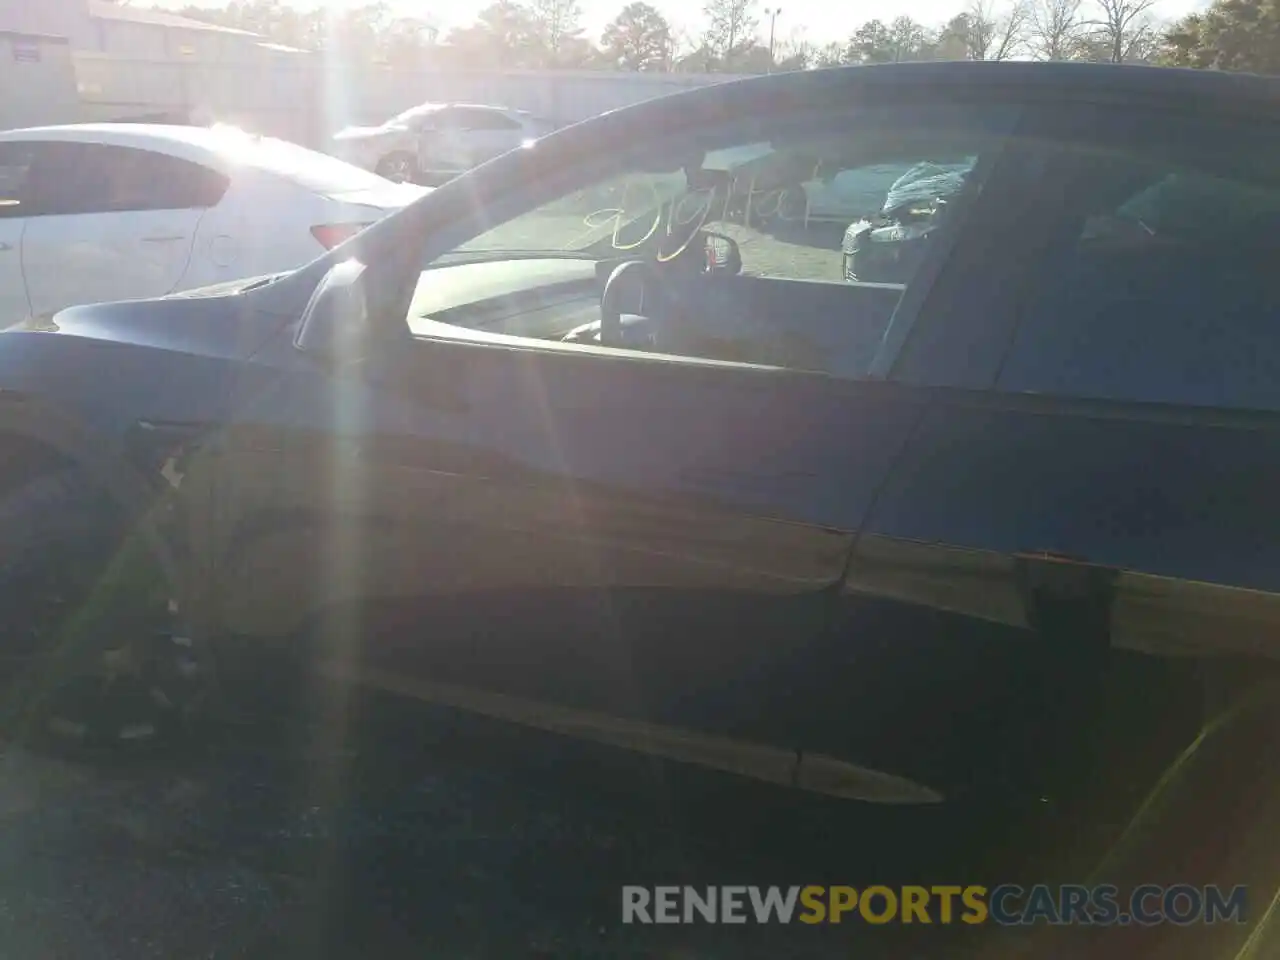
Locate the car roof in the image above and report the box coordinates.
[397,102,513,115]
[712,61,1280,115]
[0,123,296,171]
[533,61,1280,166]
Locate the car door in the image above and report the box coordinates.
[450,107,524,166]
[0,141,34,327]
[860,102,1280,797]
[217,96,1032,803]
[415,107,471,175]
[21,141,225,319]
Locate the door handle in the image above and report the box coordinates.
[141,235,187,243]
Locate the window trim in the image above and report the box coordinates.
[869,142,1017,381]
[377,100,1025,384]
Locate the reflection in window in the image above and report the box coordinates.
[421,114,1007,380]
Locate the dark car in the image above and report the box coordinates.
[2,62,1279,814]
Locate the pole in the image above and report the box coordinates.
[766,8,781,72]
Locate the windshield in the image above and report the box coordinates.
[214,129,393,193]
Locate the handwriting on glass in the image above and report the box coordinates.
[572,162,821,260]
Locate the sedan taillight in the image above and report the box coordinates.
[311,222,373,250]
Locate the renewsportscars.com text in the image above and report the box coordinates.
[621,884,1247,926]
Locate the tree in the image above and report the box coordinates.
[381,17,441,68]
[846,17,934,62]
[846,20,894,62]
[324,3,391,62]
[965,0,1028,58]
[932,13,977,58]
[773,28,815,69]
[1027,0,1087,58]
[733,43,776,70]
[1083,0,1159,61]
[813,40,847,66]
[600,2,673,70]
[180,1,427,55]
[445,0,543,68]
[530,0,585,65]
[701,0,760,69]
[888,15,933,59]
[1160,0,1280,72]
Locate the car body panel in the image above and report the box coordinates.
[23,205,207,318]
[183,171,428,288]
[0,217,28,326]
[208,327,926,765]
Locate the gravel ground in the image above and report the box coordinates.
[0,684,1031,960]
[1,675,1279,960]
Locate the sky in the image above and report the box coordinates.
[154,0,1211,47]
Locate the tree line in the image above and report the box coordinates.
[173,0,1280,74]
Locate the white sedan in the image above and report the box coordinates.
[333,103,556,182]
[0,123,429,327]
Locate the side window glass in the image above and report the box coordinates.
[0,143,35,219]
[28,144,229,215]
[407,105,1016,380]
[125,151,229,210]
[997,124,1280,409]
[451,109,519,131]
[477,111,521,131]
[397,108,439,132]
[25,142,98,215]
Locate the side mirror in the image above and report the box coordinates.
[702,231,742,276]
[294,259,373,363]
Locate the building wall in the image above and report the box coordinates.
[85,21,269,62]
[0,0,89,39]
[71,57,748,147]
[91,19,166,59]
[0,33,81,130]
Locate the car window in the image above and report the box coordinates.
[408,103,1017,380]
[0,142,35,219]
[449,108,521,131]
[24,142,229,215]
[996,116,1280,410]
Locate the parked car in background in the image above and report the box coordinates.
[0,124,428,328]
[332,103,559,183]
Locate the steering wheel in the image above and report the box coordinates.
[560,260,662,348]
[599,260,649,346]
[563,253,700,349]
